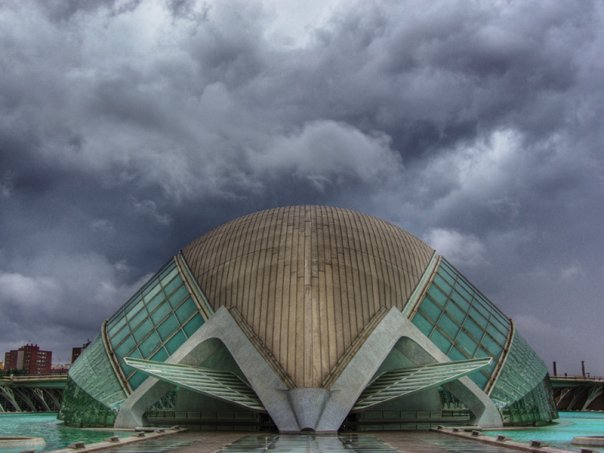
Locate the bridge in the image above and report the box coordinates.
[0,374,67,412]
[550,375,604,411]
[1,373,601,414]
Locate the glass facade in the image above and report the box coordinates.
[489,330,557,424]
[105,259,205,390]
[62,257,210,427]
[66,336,126,409]
[410,259,511,389]
[59,336,126,426]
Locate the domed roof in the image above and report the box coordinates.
[182,206,433,388]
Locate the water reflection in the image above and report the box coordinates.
[218,433,398,452]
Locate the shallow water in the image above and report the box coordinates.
[0,413,128,452]
[485,411,604,452]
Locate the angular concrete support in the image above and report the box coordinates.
[115,307,299,431]
[287,388,330,430]
[313,307,502,431]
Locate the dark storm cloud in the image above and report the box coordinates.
[0,0,602,373]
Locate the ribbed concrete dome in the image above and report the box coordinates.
[182,206,433,388]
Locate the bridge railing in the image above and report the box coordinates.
[551,375,604,382]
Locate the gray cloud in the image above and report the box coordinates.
[0,0,602,374]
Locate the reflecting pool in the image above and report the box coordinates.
[485,412,604,452]
[0,413,128,452]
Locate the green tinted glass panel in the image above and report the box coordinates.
[139,331,161,356]
[448,347,466,361]
[108,317,127,336]
[126,300,145,320]
[115,336,136,357]
[169,286,188,307]
[147,290,166,312]
[158,314,179,339]
[420,298,442,322]
[438,269,456,286]
[151,347,169,362]
[175,298,196,323]
[428,286,448,306]
[456,330,477,356]
[468,307,488,327]
[165,331,187,354]
[150,301,171,324]
[433,275,451,292]
[446,302,465,323]
[144,283,162,302]
[129,371,147,389]
[160,267,179,286]
[411,258,513,389]
[183,314,204,337]
[430,329,452,352]
[412,312,432,336]
[110,326,129,346]
[438,313,459,339]
[163,274,182,295]
[67,336,126,410]
[451,291,470,312]
[463,317,482,340]
[104,259,207,390]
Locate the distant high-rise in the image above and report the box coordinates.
[4,344,52,375]
[71,340,91,364]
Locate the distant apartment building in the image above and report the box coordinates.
[71,340,91,364]
[4,344,52,375]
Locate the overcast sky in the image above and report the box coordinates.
[0,0,602,376]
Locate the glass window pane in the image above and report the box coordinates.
[109,325,130,347]
[468,307,488,327]
[143,283,162,302]
[438,268,456,286]
[489,326,508,345]
[449,346,467,361]
[471,371,488,389]
[427,286,448,306]
[151,347,168,362]
[419,298,442,322]
[139,331,161,357]
[163,274,182,295]
[445,302,465,323]
[150,302,171,325]
[481,333,501,356]
[175,298,195,323]
[158,314,179,340]
[160,267,179,286]
[463,317,483,341]
[183,314,204,337]
[456,331,478,357]
[108,316,127,336]
[126,300,145,321]
[437,313,459,339]
[115,336,136,357]
[433,275,452,293]
[412,312,433,336]
[128,371,147,389]
[133,318,153,342]
[165,331,187,354]
[168,286,189,307]
[147,290,166,313]
[129,308,147,330]
[451,291,470,312]
[430,329,452,353]
[454,283,473,303]
[473,299,491,320]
